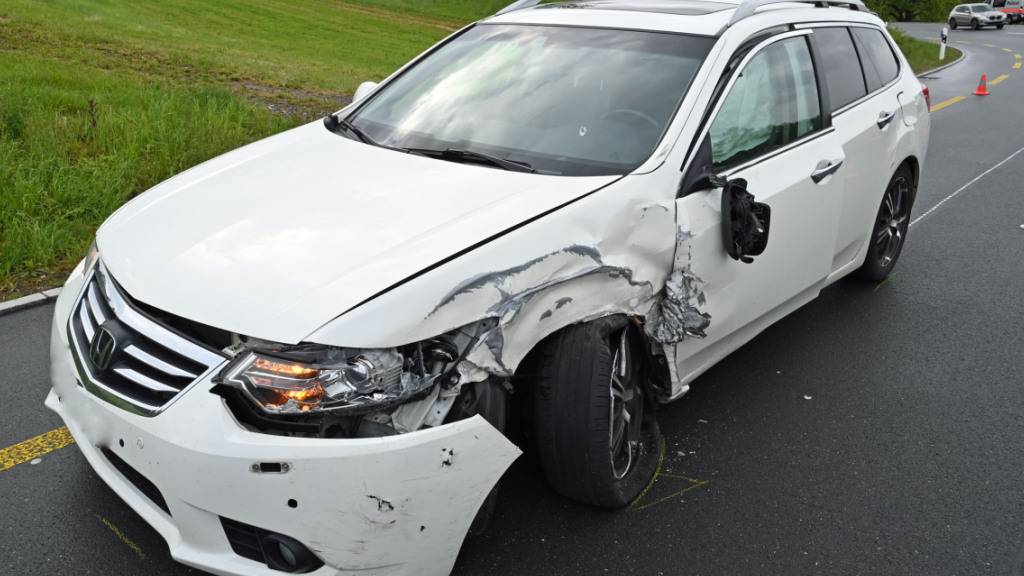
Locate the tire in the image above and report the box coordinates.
[950,18,958,30]
[533,318,660,508]
[972,18,980,30]
[856,164,915,282]
[998,23,1005,29]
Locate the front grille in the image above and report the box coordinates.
[101,448,171,515]
[68,262,225,416]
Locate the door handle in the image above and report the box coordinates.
[811,159,844,184]
[877,109,897,129]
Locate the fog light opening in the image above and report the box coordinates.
[261,534,319,574]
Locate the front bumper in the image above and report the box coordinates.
[47,269,521,576]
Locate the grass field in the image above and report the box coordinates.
[0,2,954,300]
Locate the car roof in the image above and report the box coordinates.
[486,1,882,36]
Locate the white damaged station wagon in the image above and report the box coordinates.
[47,1,930,574]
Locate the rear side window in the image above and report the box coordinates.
[852,28,900,91]
[709,36,823,171]
[813,27,867,112]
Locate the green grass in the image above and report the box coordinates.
[890,26,963,74]
[0,0,498,300]
[0,52,295,296]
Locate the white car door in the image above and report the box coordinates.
[826,26,907,276]
[666,31,846,396]
[809,25,889,276]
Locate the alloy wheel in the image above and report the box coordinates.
[874,174,911,268]
[609,330,644,480]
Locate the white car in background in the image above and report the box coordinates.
[47,1,930,575]
[949,3,1008,29]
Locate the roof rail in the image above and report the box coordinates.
[729,0,868,26]
[495,0,544,16]
[493,0,870,21]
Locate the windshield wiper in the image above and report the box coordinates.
[324,114,379,146]
[405,147,536,173]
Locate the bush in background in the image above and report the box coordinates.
[867,0,973,22]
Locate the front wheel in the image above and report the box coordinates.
[972,18,981,30]
[998,23,1006,29]
[533,318,660,508]
[856,165,915,282]
[950,18,959,30]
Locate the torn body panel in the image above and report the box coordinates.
[307,171,680,383]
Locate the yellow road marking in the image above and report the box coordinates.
[95,514,147,559]
[1004,48,1015,53]
[1015,62,1022,70]
[990,73,1011,85]
[874,275,893,292]
[985,43,996,48]
[1016,54,1022,59]
[930,95,967,113]
[0,427,74,472]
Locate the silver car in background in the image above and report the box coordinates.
[949,3,1007,29]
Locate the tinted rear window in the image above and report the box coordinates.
[852,28,900,91]
[813,27,867,111]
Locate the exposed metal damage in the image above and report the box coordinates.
[647,267,712,344]
[426,244,662,380]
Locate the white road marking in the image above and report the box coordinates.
[911,144,1024,227]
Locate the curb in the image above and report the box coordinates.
[917,41,962,77]
[0,288,62,317]
[918,48,967,77]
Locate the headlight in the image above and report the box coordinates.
[83,240,100,274]
[219,346,448,416]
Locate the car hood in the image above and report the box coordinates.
[98,121,617,344]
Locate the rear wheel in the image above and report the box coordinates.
[856,165,915,282]
[533,318,660,508]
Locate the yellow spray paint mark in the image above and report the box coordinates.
[629,437,666,508]
[1016,54,1023,60]
[0,427,74,472]
[930,95,967,113]
[95,514,147,560]
[990,74,1011,86]
[1015,62,1022,70]
[985,43,996,48]
[1004,48,1014,53]
[629,438,709,512]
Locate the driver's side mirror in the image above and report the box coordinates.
[679,136,771,264]
[354,81,379,103]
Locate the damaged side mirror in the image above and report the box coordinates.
[715,175,770,264]
[679,137,771,264]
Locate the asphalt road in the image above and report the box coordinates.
[3,22,1024,576]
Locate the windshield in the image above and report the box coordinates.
[971,4,992,11]
[347,25,714,176]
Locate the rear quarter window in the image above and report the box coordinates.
[852,28,900,91]
[813,27,867,112]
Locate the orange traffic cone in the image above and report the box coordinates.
[974,74,991,96]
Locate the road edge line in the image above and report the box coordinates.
[0,288,61,317]
[911,144,1024,228]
